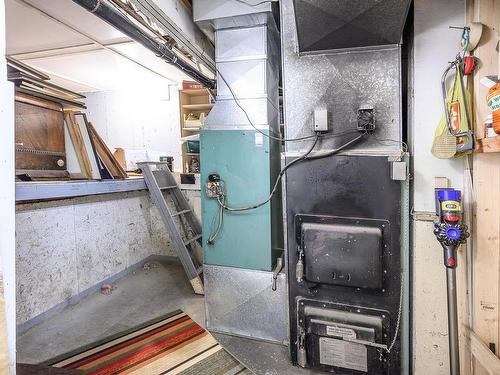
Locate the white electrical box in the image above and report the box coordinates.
[313,109,332,132]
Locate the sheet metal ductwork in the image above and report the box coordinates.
[194,0,287,344]
[293,0,411,53]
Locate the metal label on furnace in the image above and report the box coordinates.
[319,337,367,373]
[326,325,357,340]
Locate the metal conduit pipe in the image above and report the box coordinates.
[71,0,216,88]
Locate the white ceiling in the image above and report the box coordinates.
[5,0,191,92]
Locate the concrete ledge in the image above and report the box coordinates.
[16,179,147,202]
[16,178,200,202]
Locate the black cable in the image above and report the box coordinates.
[217,132,368,212]
[217,135,320,212]
[303,132,367,160]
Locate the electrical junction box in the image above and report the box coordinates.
[313,109,332,132]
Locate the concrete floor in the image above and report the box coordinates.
[17,258,319,374]
[17,258,204,364]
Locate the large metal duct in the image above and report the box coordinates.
[194,0,287,344]
[293,0,411,53]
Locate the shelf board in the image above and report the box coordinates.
[185,153,200,156]
[182,89,209,96]
[476,136,500,153]
[182,127,201,132]
[182,103,214,110]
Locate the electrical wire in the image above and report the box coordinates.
[216,68,319,142]
[207,194,225,245]
[302,132,367,161]
[217,135,320,212]
[386,271,404,354]
[372,135,409,153]
[217,132,368,212]
[235,0,278,6]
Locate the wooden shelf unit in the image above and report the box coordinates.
[476,135,500,153]
[179,87,213,173]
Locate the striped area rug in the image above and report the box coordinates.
[46,310,251,375]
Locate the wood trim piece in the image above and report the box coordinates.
[64,112,93,179]
[476,136,500,153]
[87,122,127,179]
[465,325,500,375]
[469,1,500,374]
[15,91,62,112]
[15,170,69,179]
[0,275,9,374]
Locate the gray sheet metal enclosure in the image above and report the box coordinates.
[283,2,405,156]
[293,0,410,53]
[282,0,410,373]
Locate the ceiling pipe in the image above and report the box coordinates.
[71,0,216,88]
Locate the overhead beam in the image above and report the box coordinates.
[9,40,135,61]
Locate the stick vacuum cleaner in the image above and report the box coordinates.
[434,189,469,375]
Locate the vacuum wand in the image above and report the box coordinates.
[433,189,469,375]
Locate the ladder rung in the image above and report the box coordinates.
[160,185,178,190]
[172,209,191,217]
[184,234,202,246]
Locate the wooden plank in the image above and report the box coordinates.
[469,1,500,374]
[464,325,500,375]
[15,170,69,179]
[477,135,500,152]
[64,112,92,179]
[15,91,62,112]
[87,122,127,179]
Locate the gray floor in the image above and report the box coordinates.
[17,259,204,364]
[17,259,319,374]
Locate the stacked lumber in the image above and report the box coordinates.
[11,58,126,181]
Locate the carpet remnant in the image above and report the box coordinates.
[46,310,251,374]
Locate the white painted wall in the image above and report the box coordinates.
[413,0,466,212]
[153,0,209,48]
[0,0,17,371]
[83,85,183,171]
[412,1,466,373]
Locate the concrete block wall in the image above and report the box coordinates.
[15,189,200,326]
